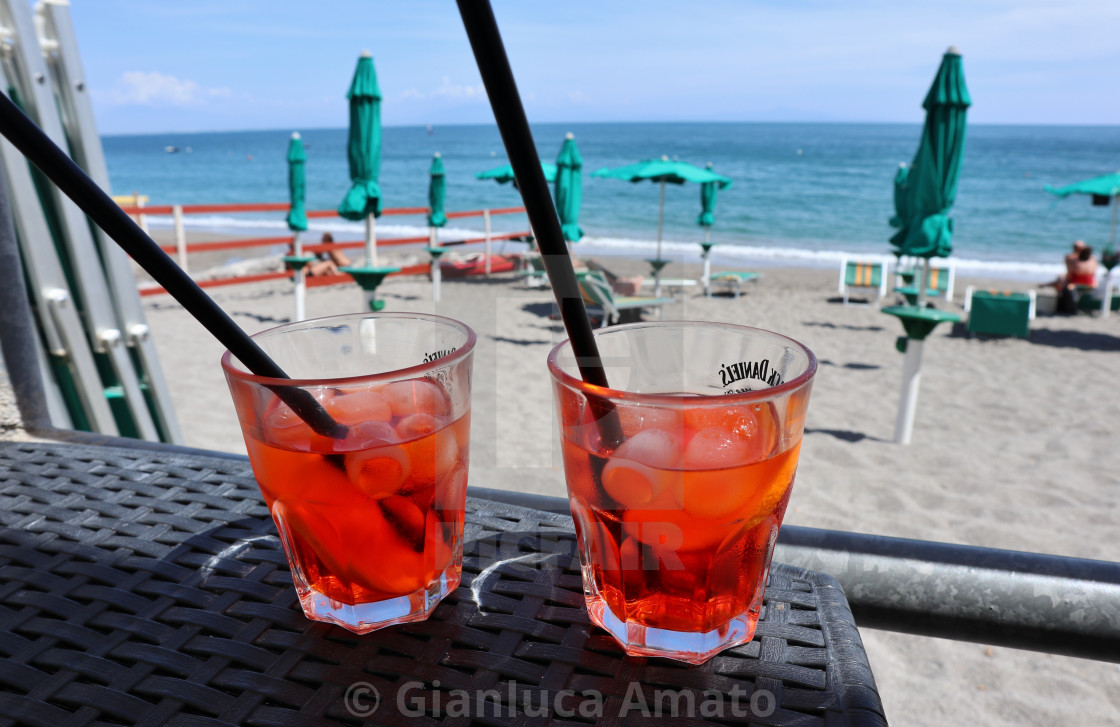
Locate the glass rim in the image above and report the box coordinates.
[546,320,817,405]
[221,311,477,388]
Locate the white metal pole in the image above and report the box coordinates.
[654,180,666,297]
[430,225,441,303]
[136,192,149,234]
[703,226,713,296]
[894,339,924,445]
[1110,196,1118,252]
[172,204,188,273]
[484,208,492,276]
[365,213,377,267]
[293,232,306,321]
[915,257,930,308]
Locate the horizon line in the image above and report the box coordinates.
[101,119,1120,138]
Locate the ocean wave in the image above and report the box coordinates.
[144,214,1064,280]
[578,236,1064,280]
[144,213,488,243]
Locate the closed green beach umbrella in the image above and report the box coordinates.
[886,47,971,447]
[338,50,383,265]
[890,46,971,262]
[286,132,308,232]
[476,161,557,186]
[697,162,720,240]
[428,152,447,228]
[555,132,583,242]
[889,162,909,231]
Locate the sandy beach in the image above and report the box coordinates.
[134,246,1120,725]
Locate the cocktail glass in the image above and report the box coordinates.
[548,321,816,663]
[222,312,475,634]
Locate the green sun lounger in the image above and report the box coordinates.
[709,271,760,298]
[579,271,676,327]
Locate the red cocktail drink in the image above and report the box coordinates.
[224,313,475,633]
[549,321,815,663]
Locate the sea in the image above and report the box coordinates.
[101,122,1120,280]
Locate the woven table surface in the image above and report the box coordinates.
[0,440,886,726]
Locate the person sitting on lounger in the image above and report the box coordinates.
[1046,240,1097,291]
[580,257,645,296]
[306,232,351,277]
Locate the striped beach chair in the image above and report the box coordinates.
[839,257,889,305]
[895,260,956,306]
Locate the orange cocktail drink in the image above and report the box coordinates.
[548,321,815,663]
[223,313,474,634]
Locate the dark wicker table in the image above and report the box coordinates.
[0,440,887,726]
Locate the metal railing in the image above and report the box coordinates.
[113,201,532,295]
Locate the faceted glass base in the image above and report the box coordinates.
[585,578,760,665]
[294,568,460,635]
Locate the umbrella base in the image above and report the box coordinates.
[340,265,400,311]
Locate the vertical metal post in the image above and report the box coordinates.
[894,338,924,445]
[430,225,441,303]
[292,232,306,322]
[135,192,148,234]
[915,257,930,308]
[172,204,188,272]
[483,208,492,276]
[365,213,377,267]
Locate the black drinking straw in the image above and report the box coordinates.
[456,1,623,447]
[0,93,348,440]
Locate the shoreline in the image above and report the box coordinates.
[144,218,1069,283]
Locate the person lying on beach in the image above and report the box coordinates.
[306,232,352,277]
[580,257,645,296]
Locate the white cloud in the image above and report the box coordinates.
[397,77,486,102]
[104,71,232,106]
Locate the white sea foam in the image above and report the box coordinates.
[146,214,1065,281]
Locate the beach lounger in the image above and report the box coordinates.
[964,287,1035,338]
[894,260,955,306]
[515,252,549,287]
[839,257,889,305]
[710,271,760,298]
[579,270,675,327]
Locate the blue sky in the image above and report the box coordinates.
[69,0,1119,135]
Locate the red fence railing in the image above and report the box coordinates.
[123,201,530,297]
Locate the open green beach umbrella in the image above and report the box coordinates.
[476,161,557,186]
[1045,172,1120,263]
[593,156,731,261]
[890,47,970,263]
[696,162,721,240]
[286,132,308,232]
[338,50,383,265]
[555,133,583,243]
[428,153,447,229]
